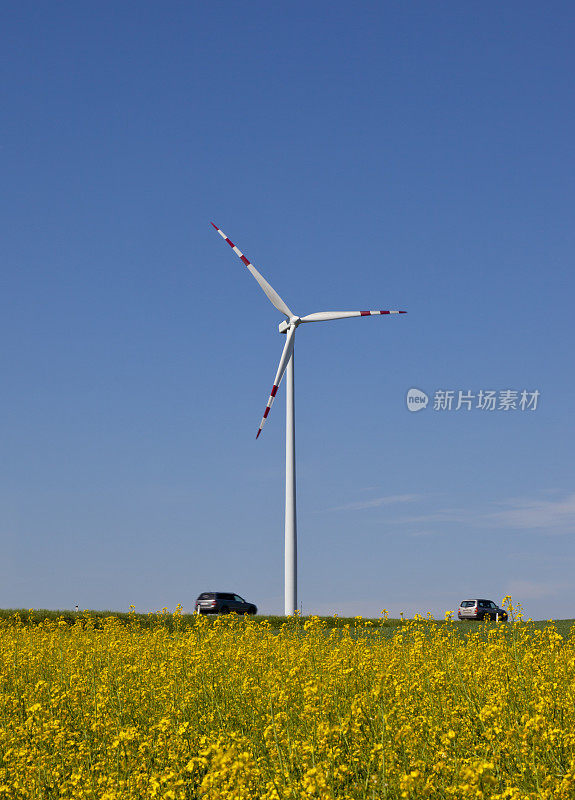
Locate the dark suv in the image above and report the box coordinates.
[195,592,257,615]
[458,599,508,621]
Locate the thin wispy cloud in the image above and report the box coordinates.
[486,494,575,531]
[393,493,575,535]
[394,509,472,525]
[325,490,575,535]
[329,494,424,512]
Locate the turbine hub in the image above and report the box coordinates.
[279,317,300,334]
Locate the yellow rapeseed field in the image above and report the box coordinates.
[0,605,574,799]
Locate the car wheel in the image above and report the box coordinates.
[248,606,256,615]
[220,606,229,614]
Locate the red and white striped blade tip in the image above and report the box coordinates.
[256,384,279,439]
[360,310,407,315]
[211,222,230,240]
[210,222,294,318]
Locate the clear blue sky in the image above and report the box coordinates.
[1,1,573,618]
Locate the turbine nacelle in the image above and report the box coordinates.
[279,316,301,334]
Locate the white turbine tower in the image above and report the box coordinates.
[212,223,406,616]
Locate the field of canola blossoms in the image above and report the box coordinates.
[0,606,574,799]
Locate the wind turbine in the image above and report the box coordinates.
[211,223,406,615]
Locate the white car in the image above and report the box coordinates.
[458,599,507,621]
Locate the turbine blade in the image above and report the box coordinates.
[300,310,407,323]
[256,326,296,439]
[211,223,293,318]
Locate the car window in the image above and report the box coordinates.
[217,593,234,601]
[233,595,244,603]
[198,593,213,600]
[488,602,496,608]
